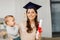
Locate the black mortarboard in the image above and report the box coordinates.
[23,2,42,10]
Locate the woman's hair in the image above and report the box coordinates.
[4,15,15,25]
[26,8,39,33]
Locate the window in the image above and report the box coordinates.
[51,0,60,37]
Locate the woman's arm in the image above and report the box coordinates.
[0,31,7,37]
[18,27,20,35]
[2,31,7,35]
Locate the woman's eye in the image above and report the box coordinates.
[32,12,34,13]
[27,12,30,14]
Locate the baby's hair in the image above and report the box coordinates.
[4,15,15,24]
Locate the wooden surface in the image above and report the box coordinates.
[42,37,60,40]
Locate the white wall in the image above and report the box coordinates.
[35,0,52,38]
[0,0,16,18]
[0,0,52,38]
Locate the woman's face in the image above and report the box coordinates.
[26,9,37,21]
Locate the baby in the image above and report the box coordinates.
[4,15,21,40]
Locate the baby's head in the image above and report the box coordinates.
[4,15,15,27]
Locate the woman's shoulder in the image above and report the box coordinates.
[19,21,27,30]
[19,21,26,27]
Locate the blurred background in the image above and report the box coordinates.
[0,0,60,40]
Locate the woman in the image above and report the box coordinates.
[20,2,42,40]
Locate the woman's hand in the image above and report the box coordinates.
[38,33,41,40]
[36,33,41,40]
[0,31,6,36]
[9,38,13,40]
[1,31,6,36]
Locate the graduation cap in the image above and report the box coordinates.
[23,2,42,10]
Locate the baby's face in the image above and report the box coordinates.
[7,17,15,27]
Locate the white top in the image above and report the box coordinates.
[20,22,36,40]
[6,25,19,39]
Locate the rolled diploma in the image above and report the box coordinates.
[36,19,43,39]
